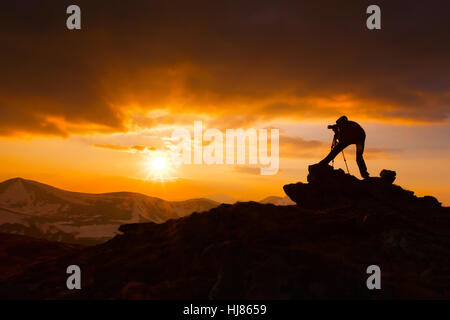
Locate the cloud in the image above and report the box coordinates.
[364,147,405,160]
[280,136,327,159]
[279,135,406,160]
[93,144,156,152]
[234,166,262,175]
[1,0,449,137]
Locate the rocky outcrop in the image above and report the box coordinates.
[0,233,82,282]
[283,164,441,209]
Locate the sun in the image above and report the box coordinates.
[143,153,176,181]
[151,157,167,172]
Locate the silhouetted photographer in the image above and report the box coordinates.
[319,116,369,179]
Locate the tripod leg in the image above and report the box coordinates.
[341,150,350,174]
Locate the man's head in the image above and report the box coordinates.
[336,116,348,126]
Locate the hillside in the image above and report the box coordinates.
[0,233,82,282]
[0,178,218,244]
[0,166,448,299]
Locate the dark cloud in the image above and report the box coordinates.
[1,0,449,136]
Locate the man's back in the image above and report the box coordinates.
[338,120,365,143]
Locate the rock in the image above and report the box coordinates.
[284,165,440,209]
[417,195,441,207]
[307,163,335,183]
[380,169,396,184]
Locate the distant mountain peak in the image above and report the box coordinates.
[2,177,41,185]
[260,196,295,206]
[0,177,220,244]
[3,177,26,182]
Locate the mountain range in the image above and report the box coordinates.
[0,177,219,244]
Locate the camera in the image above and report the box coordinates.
[327,124,338,130]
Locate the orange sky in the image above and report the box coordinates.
[0,1,449,204]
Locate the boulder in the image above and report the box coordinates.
[380,169,396,184]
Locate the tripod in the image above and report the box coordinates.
[331,135,350,174]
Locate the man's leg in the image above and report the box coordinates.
[356,141,369,178]
[320,141,348,165]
